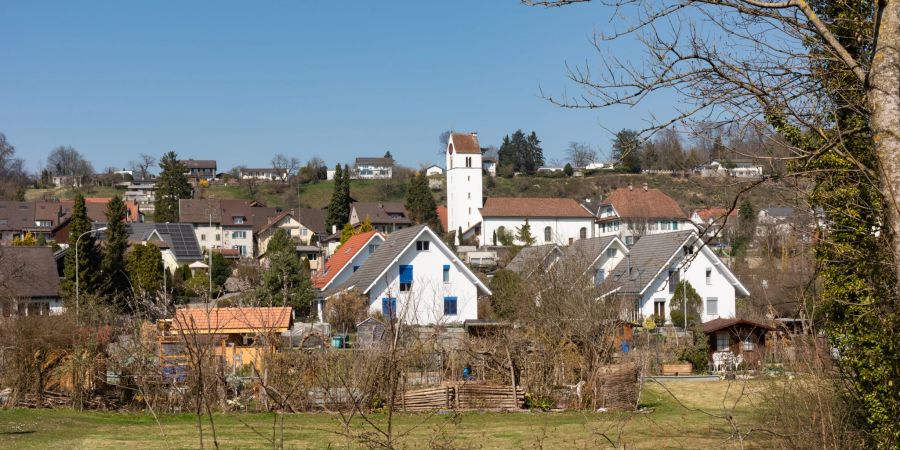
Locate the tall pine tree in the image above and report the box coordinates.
[101,196,130,309]
[405,172,441,232]
[611,129,643,173]
[326,164,350,231]
[154,151,191,222]
[523,131,545,174]
[62,193,102,304]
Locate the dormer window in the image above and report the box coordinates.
[233,216,246,224]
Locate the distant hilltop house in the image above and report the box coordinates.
[349,202,412,234]
[354,157,393,179]
[696,160,763,178]
[182,159,217,181]
[119,179,157,217]
[592,184,696,246]
[239,167,288,181]
[425,165,444,177]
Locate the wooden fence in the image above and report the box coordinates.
[400,383,524,412]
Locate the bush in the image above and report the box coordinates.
[326,290,368,333]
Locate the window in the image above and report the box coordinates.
[215,234,220,241]
[707,297,719,315]
[606,247,618,258]
[648,221,658,231]
[717,332,730,351]
[200,234,206,241]
[742,335,756,351]
[443,296,458,315]
[544,226,552,242]
[654,300,666,318]
[233,231,247,239]
[301,228,308,236]
[671,220,679,230]
[382,297,397,319]
[465,157,472,168]
[595,268,605,286]
[233,245,247,256]
[625,235,634,245]
[705,268,712,285]
[35,220,51,227]
[399,265,413,291]
[443,265,450,283]
[467,192,471,199]
[661,221,671,231]
[368,243,378,254]
[233,216,246,224]
[416,240,430,251]
[579,227,587,239]
[352,265,359,272]
[0,219,6,226]
[668,269,679,293]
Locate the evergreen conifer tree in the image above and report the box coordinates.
[101,196,130,308]
[405,173,441,232]
[516,218,536,246]
[326,164,349,231]
[62,193,102,303]
[611,129,643,173]
[126,243,163,300]
[154,151,191,222]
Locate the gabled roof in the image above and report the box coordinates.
[761,207,795,219]
[355,157,394,166]
[182,159,217,169]
[699,318,775,334]
[603,186,687,220]
[172,307,293,334]
[505,244,562,274]
[325,225,491,298]
[448,133,481,154]
[351,202,412,226]
[693,207,737,223]
[127,223,203,261]
[313,230,384,290]
[0,246,60,298]
[563,235,621,274]
[297,208,327,236]
[480,197,594,218]
[257,210,294,234]
[179,199,280,229]
[600,230,749,297]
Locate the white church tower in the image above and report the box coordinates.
[445,132,483,237]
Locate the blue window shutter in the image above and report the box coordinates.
[382,297,397,319]
[443,296,458,315]
[443,265,450,282]
[399,265,413,283]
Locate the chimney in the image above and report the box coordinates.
[628,183,633,191]
[472,131,478,137]
[643,182,649,191]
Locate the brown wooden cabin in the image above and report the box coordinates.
[700,318,775,368]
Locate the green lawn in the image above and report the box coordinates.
[0,380,772,449]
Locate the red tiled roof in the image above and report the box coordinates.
[449,133,481,154]
[479,197,594,218]
[313,230,382,289]
[604,187,687,220]
[694,207,737,222]
[436,205,448,233]
[172,307,292,334]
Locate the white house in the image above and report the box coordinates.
[595,184,696,245]
[313,230,385,294]
[600,230,749,324]
[482,156,497,177]
[354,157,394,179]
[239,167,288,181]
[125,223,204,274]
[446,132,484,235]
[324,225,491,325]
[506,236,628,288]
[425,165,444,177]
[479,197,595,247]
[179,199,279,258]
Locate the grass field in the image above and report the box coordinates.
[0,380,772,449]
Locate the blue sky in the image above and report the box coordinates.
[0,1,674,173]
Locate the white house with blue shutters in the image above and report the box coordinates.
[323,225,491,325]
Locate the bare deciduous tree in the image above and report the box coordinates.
[129,153,157,180]
[566,142,598,168]
[271,154,300,182]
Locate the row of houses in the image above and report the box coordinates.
[180,156,398,182]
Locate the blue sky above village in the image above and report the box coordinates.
[0,1,676,173]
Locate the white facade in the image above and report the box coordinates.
[446,134,483,234]
[363,230,487,325]
[320,234,385,292]
[240,168,286,181]
[636,245,745,324]
[192,224,254,257]
[481,216,594,247]
[596,205,696,245]
[482,159,497,177]
[425,165,444,177]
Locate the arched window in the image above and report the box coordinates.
[544,226,552,242]
[579,227,587,239]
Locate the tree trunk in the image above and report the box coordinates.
[869,1,900,286]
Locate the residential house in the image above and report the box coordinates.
[324,225,491,325]
[349,202,412,234]
[255,210,323,272]
[506,236,628,288]
[239,167,288,181]
[599,230,750,324]
[425,165,444,177]
[696,161,730,177]
[353,157,393,179]
[479,197,595,247]
[160,306,293,377]
[0,246,63,317]
[700,318,775,370]
[179,199,280,258]
[691,207,738,238]
[126,223,204,273]
[182,159,217,181]
[0,199,139,244]
[296,208,327,245]
[481,156,497,177]
[505,244,563,276]
[730,161,764,178]
[121,179,157,217]
[596,184,695,245]
[756,207,796,237]
[313,231,386,320]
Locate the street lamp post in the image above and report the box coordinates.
[75,226,107,322]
